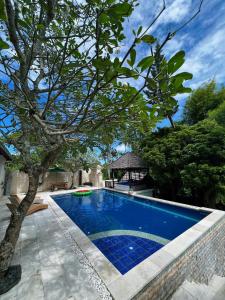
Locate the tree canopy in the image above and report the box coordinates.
[0,0,192,173]
[56,147,100,173]
[136,119,225,207]
[0,0,195,284]
[183,80,225,125]
[126,81,225,208]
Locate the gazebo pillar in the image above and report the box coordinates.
[112,169,115,189]
[128,169,131,192]
[108,153,148,191]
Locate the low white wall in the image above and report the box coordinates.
[89,166,104,188]
[81,169,91,184]
[5,170,29,195]
[6,166,104,195]
[38,171,73,192]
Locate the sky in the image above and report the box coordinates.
[1,0,225,154]
[126,0,225,118]
[115,0,225,152]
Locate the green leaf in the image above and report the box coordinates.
[0,38,9,49]
[119,67,133,77]
[137,56,154,72]
[93,58,111,69]
[168,51,185,74]
[147,78,157,89]
[171,72,193,89]
[99,13,109,24]
[159,79,168,92]
[113,57,120,69]
[137,26,142,35]
[127,49,136,67]
[109,3,132,16]
[18,19,30,28]
[135,38,141,44]
[176,86,192,94]
[141,35,156,44]
[37,23,45,30]
[173,72,193,80]
[119,67,139,79]
[105,67,117,81]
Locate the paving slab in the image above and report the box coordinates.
[0,196,111,300]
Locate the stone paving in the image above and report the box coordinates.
[0,196,111,300]
[171,276,225,300]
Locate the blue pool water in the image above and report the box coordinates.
[52,189,209,274]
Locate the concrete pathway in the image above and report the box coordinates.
[0,196,111,300]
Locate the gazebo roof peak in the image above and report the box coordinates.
[109,152,147,170]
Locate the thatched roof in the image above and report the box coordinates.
[0,142,11,161]
[109,152,148,170]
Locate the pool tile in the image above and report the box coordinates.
[93,235,163,274]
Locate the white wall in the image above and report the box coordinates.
[6,170,29,195]
[38,171,73,192]
[89,165,104,187]
[6,166,105,195]
[0,155,6,197]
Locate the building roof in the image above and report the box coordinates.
[0,142,12,161]
[109,152,148,170]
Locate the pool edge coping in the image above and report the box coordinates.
[31,188,225,300]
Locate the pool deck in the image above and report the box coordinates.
[0,188,225,300]
[0,189,111,300]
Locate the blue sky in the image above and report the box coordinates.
[115,0,225,152]
[1,0,225,154]
[126,0,225,119]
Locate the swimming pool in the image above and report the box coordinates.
[52,189,209,274]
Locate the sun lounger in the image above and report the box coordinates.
[7,194,48,216]
[50,182,68,191]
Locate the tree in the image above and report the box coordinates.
[209,97,225,127]
[56,147,100,187]
[183,81,225,125]
[136,120,225,207]
[0,0,194,292]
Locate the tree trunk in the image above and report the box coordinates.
[71,171,76,188]
[168,115,175,129]
[0,172,39,278]
[107,168,110,180]
[0,147,61,280]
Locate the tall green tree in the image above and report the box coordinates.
[209,97,225,127]
[0,0,192,290]
[137,120,225,207]
[183,81,225,125]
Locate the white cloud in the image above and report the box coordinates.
[129,0,192,26]
[181,26,225,88]
[164,38,184,55]
[160,0,192,25]
[115,143,128,153]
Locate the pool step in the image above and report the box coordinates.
[171,275,225,300]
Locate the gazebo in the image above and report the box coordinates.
[108,152,148,190]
